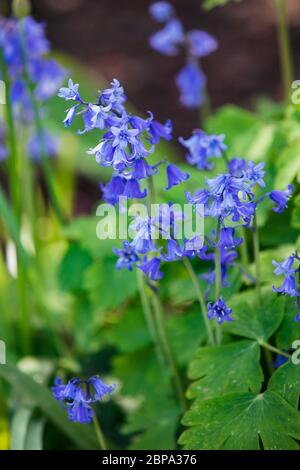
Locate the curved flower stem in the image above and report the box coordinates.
[215,219,222,345]
[136,269,165,366]
[18,21,68,225]
[151,291,187,412]
[93,415,108,450]
[259,340,290,359]
[274,0,294,103]
[252,213,262,306]
[183,257,215,345]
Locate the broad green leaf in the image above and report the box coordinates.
[0,364,98,449]
[11,407,32,450]
[24,416,46,450]
[275,297,300,350]
[269,360,300,408]
[224,296,285,342]
[83,257,138,313]
[113,349,180,450]
[275,139,300,188]
[59,244,93,293]
[203,0,242,11]
[187,340,263,401]
[249,245,295,285]
[179,391,300,450]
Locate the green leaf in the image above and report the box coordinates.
[275,297,300,349]
[113,349,180,449]
[203,0,242,11]
[59,244,93,293]
[84,257,138,313]
[269,360,300,408]
[224,296,285,343]
[275,139,300,188]
[10,407,32,450]
[187,340,263,401]
[0,364,98,449]
[179,391,300,450]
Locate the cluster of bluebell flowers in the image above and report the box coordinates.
[149,1,217,108]
[0,15,65,159]
[52,376,116,424]
[272,253,300,322]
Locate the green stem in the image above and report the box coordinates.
[183,257,215,345]
[18,21,68,225]
[259,341,290,359]
[253,213,262,306]
[239,226,249,268]
[0,51,21,222]
[215,219,222,345]
[0,54,30,354]
[93,415,108,450]
[136,269,165,366]
[274,0,294,103]
[151,291,187,412]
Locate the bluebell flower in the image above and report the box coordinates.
[269,184,293,214]
[218,227,243,249]
[99,78,126,112]
[150,19,184,56]
[161,239,185,261]
[245,162,266,189]
[100,175,126,205]
[207,297,233,324]
[52,376,116,424]
[295,313,300,322]
[132,158,159,180]
[149,119,173,145]
[113,241,140,271]
[273,275,299,296]
[149,2,175,22]
[179,131,227,170]
[138,257,163,281]
[123,178,147,199]
[228,158,247,177]
[272,256,296,276]
[165,163,189,190]
[176,61,206,108]
[187,30,218,58]
[58,78,81,101]
[63,105,79,128]
[273,354,288,368]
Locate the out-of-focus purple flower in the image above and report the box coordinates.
[150,19,184,56]
[295,313,300,322]
[176,61,206,108]
[0,125,7,161]
[165,163,189,190]
[269,185,293,214]
[27,131,57,161]
[207,297,233,324]
[149,1,175,22]
[273,354,288,368]
[187,30,218,58]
